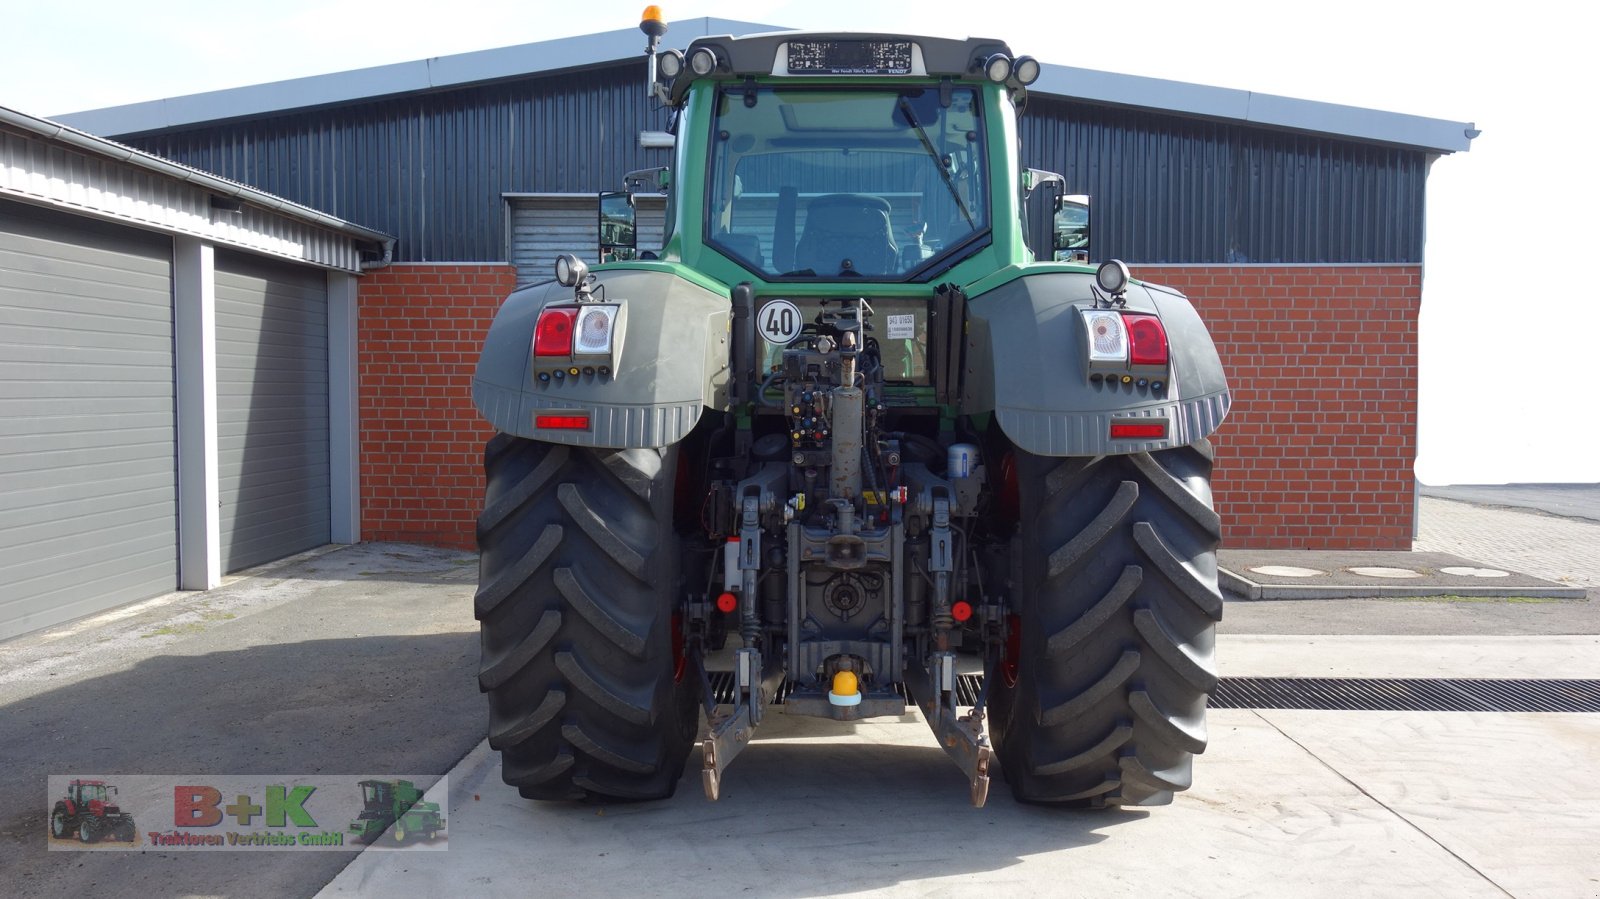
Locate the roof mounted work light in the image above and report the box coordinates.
[1013,55,1041,85]
[982,53,1012,83]
[689,47,719,76]
[658,49,684,79]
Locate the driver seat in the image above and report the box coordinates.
[793,194,898,276]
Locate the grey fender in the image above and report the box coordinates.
[962,272,1231,456]
[472,268,731,447]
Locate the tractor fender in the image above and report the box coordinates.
[961,271,1231,456]
[472,268,731,447]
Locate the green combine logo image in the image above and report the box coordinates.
[348,780,445,845]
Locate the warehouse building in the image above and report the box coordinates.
[20,19,1471,631]
[0,106,392,641]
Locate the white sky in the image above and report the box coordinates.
[4,0,1597,484]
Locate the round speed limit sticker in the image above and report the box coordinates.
[757,299,803,345]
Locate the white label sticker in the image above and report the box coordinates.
[758,299,803,344]
[886,314,916,340]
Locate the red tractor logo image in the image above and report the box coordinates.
[50,779,136,843]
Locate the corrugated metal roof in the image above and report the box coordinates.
[0,105,393,270]
[54,24,1475,155]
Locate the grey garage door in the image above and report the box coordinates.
[509,195,666,287]
[0,201,177,642]
[215,251,330,573]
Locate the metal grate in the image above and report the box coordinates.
[1212,677,1600,713]
[705,673,1600,714]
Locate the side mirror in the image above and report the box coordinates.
[1022,168,1064,263]
[598,190,636,261]
[1054,194,1090,264]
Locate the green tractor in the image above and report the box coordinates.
[348,780,445,844]
[470,12,1231,808]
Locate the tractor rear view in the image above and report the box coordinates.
[469,11,1231,808]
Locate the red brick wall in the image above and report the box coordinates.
[358,264,515,548]
[354,263,1420,551]
[1141,265,1420,550]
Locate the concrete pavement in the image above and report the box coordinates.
[1422,483,1600,523]
[6,487,1600,897]
[321,633,1600,898]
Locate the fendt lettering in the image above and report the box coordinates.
[468,9,1232,809]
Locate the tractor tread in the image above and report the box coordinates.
[1046,565,1140,655]
[557,567,648,659]
[1128,452,1222,539]
[558,482,647,581]
[487,688,565,750]
[555,650,654,726]
[992,440,1221,807]
[474,525,562,619]
[478,609,561,691]
[1132,608,1218,693]
[1033,724,1133,776]
[477,437,697,804]
[1038,649,1139,727]
[1046,481,1137,578]
[1130,689,1208,754]
[479,444,570,537]
[1133,522,1224,620]
[560,723,655,774]
[503,750,575,788]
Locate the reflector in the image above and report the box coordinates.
[536,414,591,430]
[1110,422,1166,439]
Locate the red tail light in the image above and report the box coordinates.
[1123,314,1168,366]
[534,308,578,357]
[1110,422,1167,439]
[535,414,590,430]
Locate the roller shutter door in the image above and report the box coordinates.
[509,195,666,286]
[0,201,177,642]
[215,251,330,572]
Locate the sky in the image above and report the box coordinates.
[4,0,1596,484]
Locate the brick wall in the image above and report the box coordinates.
[358,264,515,548]
[1141,265,1421,550]
[354,263,1420,551]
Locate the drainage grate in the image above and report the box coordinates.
[1212,677,1600,713]
[705,673,1600,713]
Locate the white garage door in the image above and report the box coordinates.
[0,201,177,641]
[215,251,330,573]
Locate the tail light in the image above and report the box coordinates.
[1079,309,1168,366]
[535,414,590,430]
[574,306,618,354]
[534,308,578,356]
[1082,310,1127,362]
[1123,314,1168,366]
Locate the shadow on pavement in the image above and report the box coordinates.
[0,632,484,899]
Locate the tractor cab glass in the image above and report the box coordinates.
[707,86,989,281]
[360,781,391,806]
[73,783,108,803]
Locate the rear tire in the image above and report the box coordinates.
[990,440,1222,807]
[476,435,699,802]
